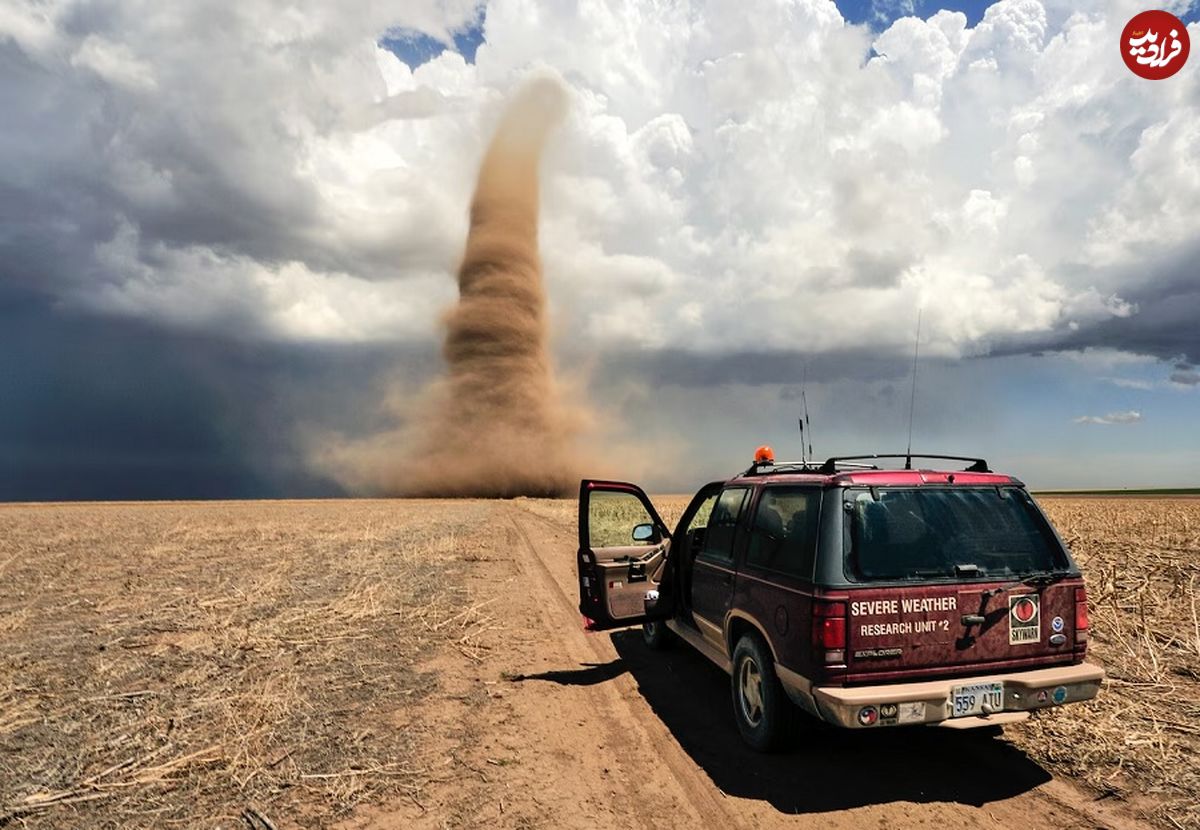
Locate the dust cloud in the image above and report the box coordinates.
[338,78,589,497]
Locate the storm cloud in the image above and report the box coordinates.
[0,280,443,500]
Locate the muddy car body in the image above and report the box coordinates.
[577,453,1104,750]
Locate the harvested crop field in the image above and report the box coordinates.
[0,501,496,828]
[1,496,1196,829]
[1025,498,1200,828]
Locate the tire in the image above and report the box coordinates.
[641,620,673,650]
[731,634,794,752]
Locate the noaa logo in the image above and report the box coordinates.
[1052,686,1069,705]
[1051,616,1064,633]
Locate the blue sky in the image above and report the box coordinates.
[838,0,993,26]
[839,0,1200,28]
[381,21,485,67]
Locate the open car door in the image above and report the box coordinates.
[578,480,674,631]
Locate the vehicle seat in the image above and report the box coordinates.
[751,505,787,567]
[758,505,786,537]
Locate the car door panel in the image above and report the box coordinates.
[691,486,751,648]
[577,480,673,630]
[692,559,735,643]
[737,486,823,673]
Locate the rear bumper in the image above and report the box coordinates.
[809,662,1105,729]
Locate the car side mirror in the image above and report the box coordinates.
[632,523,659,543]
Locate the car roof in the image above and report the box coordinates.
[726,468,1020,488]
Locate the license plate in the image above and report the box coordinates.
[951,682,1004,717]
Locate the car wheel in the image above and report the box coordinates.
[731,634,793,752]
[642,620,672,650]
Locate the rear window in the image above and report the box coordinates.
[844,487,1066,582]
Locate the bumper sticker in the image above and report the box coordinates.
[1009,594,1040,644]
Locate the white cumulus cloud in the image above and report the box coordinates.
[1073,409,1143,424]
[1,0,1197,368]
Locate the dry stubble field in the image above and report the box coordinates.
[1029,498,1200,826]
[0,501,498,828]
[0,496,1198,829]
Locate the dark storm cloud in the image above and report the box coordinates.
[1059,286,1200,363]
[589,242,1200,392]
[988,242,1200,365]
[0,36,311,303]
[1037,288,1197,363]
[601,348,913,388]
[0,15,454,325]
[0,285,433,500]
[0,6,475,501]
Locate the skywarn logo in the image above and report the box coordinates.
[1009,594,1040,644]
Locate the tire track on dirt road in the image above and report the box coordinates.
[505,502,1153,830]
[503,505,746,830]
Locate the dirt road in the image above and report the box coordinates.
[349,501,1150,830]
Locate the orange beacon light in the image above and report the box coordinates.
[754,445,775,464]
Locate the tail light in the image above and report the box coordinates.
[813,599,847,664]
[1074,587,1089,645]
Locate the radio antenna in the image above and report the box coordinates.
[801,390,813,464]
[905,308,922,471]
[799,361,814,466]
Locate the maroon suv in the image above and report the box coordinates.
[576,451,1104,750]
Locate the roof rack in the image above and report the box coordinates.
[818,454,991,474]
[741,460,829,476]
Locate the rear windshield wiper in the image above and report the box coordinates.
[903,564,992,579]
[906,568,954,580]
[1022,571,1068,586]
[983,570,1069,597]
